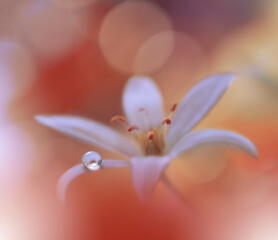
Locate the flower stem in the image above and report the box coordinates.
[161,173,211,240]
[161,173,196,215]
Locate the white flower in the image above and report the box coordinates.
[35,74,258,203]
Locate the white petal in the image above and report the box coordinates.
[170,129,258,158]
[57,164,86,203]
[57,160,130,203]
[35,115,142,157]
[102,159,130,168]
[131,156,171,204]
[122,76,164,132]
[165,74,236,149]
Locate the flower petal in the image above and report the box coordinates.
[102,159,130,168]
[122,76,164,132]
[35,115,142,157]
[165,74,236,149]
[170,129,258,158]
[130,156,171,204]
[57,160,130,203]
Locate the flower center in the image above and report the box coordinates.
[111,103,177,156]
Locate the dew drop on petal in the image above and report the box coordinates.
[81,151,102,171]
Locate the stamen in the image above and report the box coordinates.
[127,125,143,150]
[162,118,171,125]
[110,115,127,123]
[170,103,178,112]
[138,107,147,112]
[147,131,154,140]
[146,131,161,154]
[138,107,150,131]
[128,125,139,132]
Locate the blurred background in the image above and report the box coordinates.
[1,0,278,239]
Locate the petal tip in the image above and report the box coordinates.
[128,75,154,83]
[250,145,259,159]
[34,115,44,122]
[211,72,237,87]
[227,73,238,86]
[34,115,52,126]
[219,72,237,86]
[131,156,170,204]
[240,136,258,158]
[227,73,237,85]
[131,175,154,205]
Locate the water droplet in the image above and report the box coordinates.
[81,151,102,171]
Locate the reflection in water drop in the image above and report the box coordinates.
[82,151,102,171]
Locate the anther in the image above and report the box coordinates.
[170,103,178,112]
[162,118,171,125]
[127,126,139,132]
[110,115,127,123]
[138,107,149,115]
[147,131,154,140]
[138,107,146,112]
[138,107,150,131]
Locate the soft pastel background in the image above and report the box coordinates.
[1,0,278,239]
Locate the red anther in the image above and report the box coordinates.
[110,115,126,123]
[138,107,146,112]
[127,126,139,132]
[170,103,177,112]
[162,118,171,125]
[138,107,149,115]
[147,131,154,140]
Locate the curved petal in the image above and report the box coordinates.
[169,129,258,159]
[57,164,86,203]
[131,156,171,204]
[57,160,130,203]
[35,115,142,157]
[122,76,164,132]
[102,159,130,168]
[165,74,236,149]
